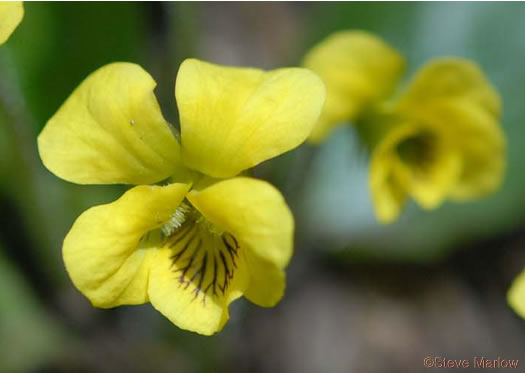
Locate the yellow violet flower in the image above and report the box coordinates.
[366,59,504,223]
[0,1,23,45]
[304,30,505,224]
[508,269,525,320]
[38,59,325,335]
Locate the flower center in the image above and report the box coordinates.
[395,130,437,173]
[160,201,240,304]
[161,202,192,237]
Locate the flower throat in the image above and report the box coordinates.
[159,200,240,305]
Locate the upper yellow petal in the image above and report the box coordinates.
[0,2,23,45]
[395,58,505,200]
[176,58,326,178]
[508,269,525,320]
[397,58,500,117]
[38,63,182,185]
[63,183,190,308]
[303,30,405,143]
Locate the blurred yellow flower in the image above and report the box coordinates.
[0,1,23,45]
[508,269,525,320]
[366,59,504,223]
[304,31,505,224]
[38,59,325,335]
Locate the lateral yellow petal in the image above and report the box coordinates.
[508,269,525,320]
[369,123,410,224]
[369,154,406,224]
[243,252,286,307]
[432,100,505,201]
[0,2,23,45]
[395,58,505,200]
[303,30,405,143]
[187,177,294,269]
[63,183,190,308]
[176,58,325,178]
[38,63,182,185]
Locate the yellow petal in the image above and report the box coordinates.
[395,58,505,200]
[370,118,462,222]
[303,30,405,143]
[368,120,410,223]
[188,177,293,305]
[63,183,190,308]
[243,252,286,307]
[0,2,23,45]
[397,58,500,116]
[369,153,406,224]
[433,100,505,201]
[176,58,325,178]
[391,126,462,209]
[38,63,182,185]
[188,177,293,268]
[508,269,525,320]
[147,226,249,335]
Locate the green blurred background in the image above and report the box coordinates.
[1,2,525,372]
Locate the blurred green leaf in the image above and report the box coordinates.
[0,2,146,283]
[0,249,66,372]
[8,2,148,129]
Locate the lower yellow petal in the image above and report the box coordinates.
[38,63,182,185]
[0,2,23,45]
[303,30,405,143]
[392,127,462,209]
[63,183,189,308]
[147,217,249,335]
[508,269,525,320]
